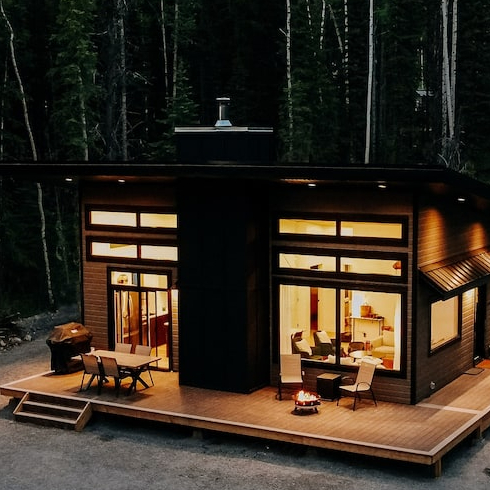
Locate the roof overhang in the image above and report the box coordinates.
[420,248,490,300]
[1,162,490,210]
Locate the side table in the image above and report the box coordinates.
[317,373,341,401]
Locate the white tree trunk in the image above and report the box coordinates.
[285,0,293,158]
[1,0,55,308]
[319,1,327,52]
[37,182,55,307]
[441,0,454,140]
[78,71,89,161]
[160,0,170,98]
[1,0,37,160]
[364,0,374,164]
[117,0,128,160]
[450,0,458,135]
[172,0,179,100]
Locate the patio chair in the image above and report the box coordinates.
[115,342,132,353]
[134,344,154,386]
[277,354,304,400]
[99,356,132,397]
[337,359,378,410]
[79,354,103,394]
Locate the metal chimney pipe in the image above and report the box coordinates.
[215,97,232,127]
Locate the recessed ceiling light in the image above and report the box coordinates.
[117,179,126,184]
[378,183,387,189]
[457,197,466,202]
[65,177,73,182]
[308,183,316,187]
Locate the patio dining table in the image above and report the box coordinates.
[91,349,161,395]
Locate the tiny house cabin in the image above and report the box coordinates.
[2,128,490,405]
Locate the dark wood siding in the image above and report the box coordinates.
[415,282,475,401]
[418,195,490,267]
[415,194,490,402]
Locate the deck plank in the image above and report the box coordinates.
[2,368,490,474]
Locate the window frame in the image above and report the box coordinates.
[86,205,178,234]
[429,295,462,355]
[275,212,409,247]
[274,246,407,283]
[272,276,407,377]
[87,237,178,265]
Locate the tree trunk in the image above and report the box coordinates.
[160,0,170,98]
[172,0,179,101]
[117,0,128,160]
[364,0,374,164]
[285,0,293,158]
[1,0,55,309]
[441,0,454,140]
[78,71,89,161]
[37,182,55,308]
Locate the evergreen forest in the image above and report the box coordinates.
[1,0,490,316]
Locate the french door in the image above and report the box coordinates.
[110,269,171,369]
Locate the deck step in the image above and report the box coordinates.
[13,392,92,431]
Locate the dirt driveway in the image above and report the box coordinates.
[1,312,490,489]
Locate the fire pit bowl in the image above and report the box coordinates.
[293,390,320,414]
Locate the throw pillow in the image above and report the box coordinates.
[295,339,312,356]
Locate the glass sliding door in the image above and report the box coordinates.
[111,270,172,369]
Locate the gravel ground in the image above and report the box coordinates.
[1,310,490,489]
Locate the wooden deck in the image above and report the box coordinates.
[3,367,490,477]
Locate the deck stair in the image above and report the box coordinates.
[13,392,92,431]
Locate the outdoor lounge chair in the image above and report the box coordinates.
[337,358,377,410]
[277,354,304,400]
[79,353,103,394]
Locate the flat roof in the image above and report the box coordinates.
[1,162,490,208]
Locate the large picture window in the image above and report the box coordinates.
[275,213,407,373]
[279,284,402,371]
